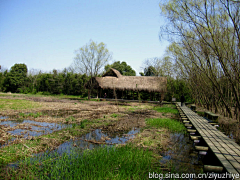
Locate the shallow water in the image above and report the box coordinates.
[0,116,8,119]
[0,118,71,148]
[0,119,69,137]
[9,127,204,175]
[160,133,203,174]
[44,127,141,156]
[8,127,141,168]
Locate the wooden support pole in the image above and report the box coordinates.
[204,165,223,173]
[187,129,196,133]
[190,136,201,140]
[88,89,90,100]
[195,146,209,151]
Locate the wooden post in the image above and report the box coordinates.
[161,92,165,102]
[114,88,117,99]
[204,165,223,173]
[88,89,90,100]
[97,89,98,99]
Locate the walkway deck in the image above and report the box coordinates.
[177,103,240,176]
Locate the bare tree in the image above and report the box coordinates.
[72,40,112,99]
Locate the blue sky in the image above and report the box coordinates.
[0,0,169,75]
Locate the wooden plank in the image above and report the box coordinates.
[177,103,240,174]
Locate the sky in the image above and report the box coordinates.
[0,0,169,75]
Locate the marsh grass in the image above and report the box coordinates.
[65,116,76,123]
[19,112,43,118]
[4,145,160,180]
[146,118,186,134]
[0,118,105,165]
[153,104,178,115]
[0,99,40,110]
[111,113,119,118]
[197,111,205,116]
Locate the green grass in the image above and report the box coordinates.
[80,119,88,129]
[153,104,178,115]
[146,118,186,133]
[19,112,43,118]
[197,111,204,116]
[0,99,41,110]
[111,113,118,118]
[0,118,108,165]
[3,145,161,180]
[0,92,86,100]
[65,116,76,123]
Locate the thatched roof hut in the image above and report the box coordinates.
[85,68,167,93]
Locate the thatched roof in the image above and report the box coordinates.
[85,68,167,92]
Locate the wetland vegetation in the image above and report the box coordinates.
[0,92,197,179]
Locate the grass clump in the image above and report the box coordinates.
[146,118,186,134]
[197,111,204,116]
[80,119,88,129]
[111,113,118,118]
[153,104,178,115]
[65,116,76,123]
[19,112,42,118]
[4,145,161,179]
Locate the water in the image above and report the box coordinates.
[160,133,203,174]
[8,127,141,168]
[0,118,70,147]
[0,116,8,119]
[43,127,141,156]
[1,120,69,137]
[7,127,205,176]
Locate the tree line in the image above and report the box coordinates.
[0,64,89,96]
[159,0,240,121]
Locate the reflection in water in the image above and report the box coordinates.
[0,119,70,137]
[8,127,141,168]
[47,127,140,156]
[160,133,203,174]
[0,119,70,148]
[6,124,204,175]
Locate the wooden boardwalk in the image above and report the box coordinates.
[177,103,240,176]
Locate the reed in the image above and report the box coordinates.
[153,104,178,115]
[146,118,186,133]
[4,145,161,179]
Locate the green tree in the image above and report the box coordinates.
[104,61,136,76]
[144,66,157,76]
[6,64,28,92]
